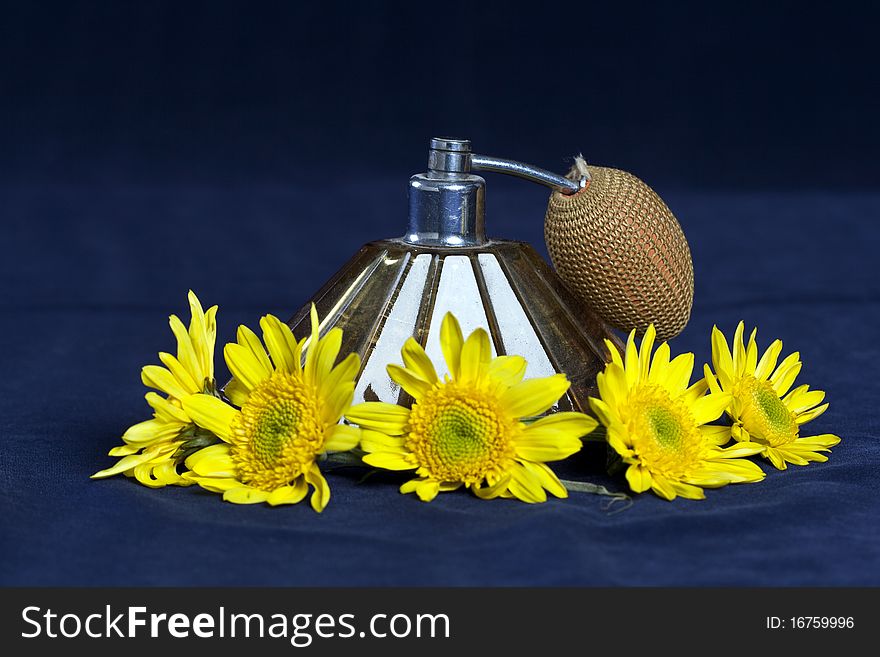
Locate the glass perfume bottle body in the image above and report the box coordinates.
[284,238,619,413]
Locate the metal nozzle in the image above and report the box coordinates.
[405,137,585,247]
[427,137,585,194]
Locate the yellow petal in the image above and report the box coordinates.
[169,313,203,385]
[506,463,547,503]
[224,342,271,392]
[186,291,216,380]
[515,435,582,462]
[689,459,759,484]
[516,413,593,460]
[730,423,751,442]
[703,364,724,395]
[711,325,734,377]
[302,303,322,383]
[595,371,616,409]
[745,327,758,375]
[360,429,407,454]
[200,305,218,380]
[625,463,652,493]
[700,424,732,446]
[588,397,617,429]
[690,392,732,425]
[600,362,629,405]
[320,352,361,400]
[638,324,656,382]
[519,460,567,498]
[152,460,187,486]
[798,433,840,448]
[401,337,438,385]
[649,341,671,381]
[313,327,343,382]
[764,448,789,470]
[499,373,570,418]
[472,474,511,500]
[387,363,431,400]
[732,321,746,376]
[237,324,273,375]
[304,463,330,512]
[607,432,634,458]
[346,402,410,435]
[145,392,190,423]
[771,357,802,397]
[267,479,309,506]
[91,452,153,479]
[523,411,598,439]
[783,384,813,407]
[459,328,491,382]
[133,463,169,489]
[182,394,237,442]
[671,480,705,500]
[158,352,201,393]
[795,402,829,425]
[141,365,190,400]
[440,312,464,380]
[324,423,361,452]
[414,479,441,502]
[222,379,250,407]
[755,339,783,380]
[486,355,527,389]
[362,451,417,471]
[185,443,235,477]
[400,477,423,494]
[260,314,298,373]
[650,475,677,500]
[605,338,624,368]
[682,377,709,403]
[321,381,355,425]
[108,444,140,456]
[663,352,695,395]
[186,475,241,493]
[223,487,271,504]
[121,417,182,445]
[623,329,639,386]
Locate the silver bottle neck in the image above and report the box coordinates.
[405,172,486,246]
[405,139,486,246]
[404,137,586,247]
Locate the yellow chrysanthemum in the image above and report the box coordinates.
[181,305,361,511]
[589,325,766,500]
[706,322,840,470]
[92,290,218,488]
[345,313,597,504]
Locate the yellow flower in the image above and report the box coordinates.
[345,313,596,503]
[706,322,840,470]
[92,290,219,488]
[181,305,361,511]
[590,325,766,500]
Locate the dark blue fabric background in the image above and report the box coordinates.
[1,1,877,586]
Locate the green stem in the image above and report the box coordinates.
[559,478,632,513]
[319,450,367,468]
[580,426,608,443]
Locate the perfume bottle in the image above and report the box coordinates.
[282,138,619,413]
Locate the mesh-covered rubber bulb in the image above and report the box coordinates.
[544,160,694,341]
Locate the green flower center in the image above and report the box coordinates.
[433,404,492,464]
[252,401,300,464]
[646,406,684,451]
[230,371,325,490]
[406,382,516,485]
[623,384,705,477]
[737,376,798,447]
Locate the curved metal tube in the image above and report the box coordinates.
[471,154,585,195]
